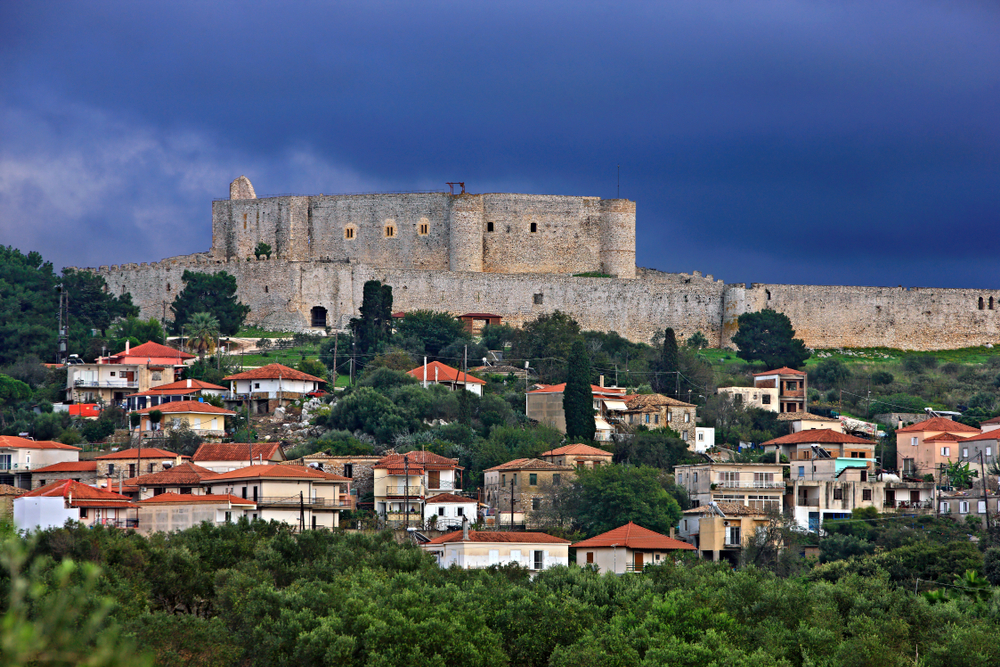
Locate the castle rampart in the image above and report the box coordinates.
[77,176,1000,351]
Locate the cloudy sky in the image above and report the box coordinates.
[1,1,997,287]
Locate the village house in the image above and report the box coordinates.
[761,429,877,468]
[66,340,193,406]
[674,461,785,511]
[137,493,257,534]
[525,382,627,441]
[14,479,138,531]
[0,436,82,490]
[420,523,571,572]
[282,453,381,498]
[134,400,235,440]
[483,458,575,527]
[948,429,1000,466]
[776,412,844,433]
[192,442,286,472]
[207,464,353,529]
[717,385,780,412]
[753,367,808,414]
[572,522,696,573]
[223,363,326,414]
[125,378,228,412]
[621,394,698,443]
[424,493,478,529]
[94,448,189,483]
[406,360,486,396]
[677,502,775,564]
[540,443,614,469]
[116,462,221,500]
[456,312,502,335]
[373,451,464,527]
[30,461,99,489]
[895,416,980,478]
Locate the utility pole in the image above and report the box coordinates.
[403,454,410,530]
[510,476,516,531]
[300,491,305,532]
[980,450,991,530]
[675,371,681,400]
[56,283,68,364]
[332,331,339,387]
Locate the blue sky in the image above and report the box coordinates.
[1,1,997,287]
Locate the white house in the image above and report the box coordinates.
[137,493,257,533]
[14,479,138,531]
[572,522,696,573]
[0,436,82,490]
[406,361,486,396]
[223,363,326,413]
[694,427,715,453]
[424,492,477,529]
[421,523,570,572]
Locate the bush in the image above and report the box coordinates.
[871,370,894,386]
[812,358,850,388]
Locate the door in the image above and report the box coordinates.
[634,552,644,572]
[428,470,440,490]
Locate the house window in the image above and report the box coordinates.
[438,507,445,516]
[798,466,805,478]
[180,487,192,495]
[684,413,691,423]
[762,394,771,405]
[988,447,993,457]
[645,414,650,424]
[860,470,867,482]
[344,226,356,239]
[693,472,698,483]
[667,413,672,422]
[457,507,464,516]
[682,430,688,441]
[109,372,116,377]
[224,511,232,522]
[533,550,544,569]
[129,464,136,477]
[553,474,561,486]
[530,222,537,233]
[654,414,659,425]
[941,447,950,457]
[979,501,987,514]
[960,501,970,514]
[108,464,115,476]
[501,474,505,485]
[753,472,774,487]
[418,222,429,235]
[148,463,155,473]
[254,383,260,389]
[862,489,872,501]
[911,437,918,447]
[833,487,843,500]
[720,472,739,486]
[726,526,741,545]
[487,222,494,232]
[697,431,703,441]
[531,497,540,510]
[529,473,537,486]
[512,474,517,486]
[963,448,969,458]
[80,507,88,519]
[344,464,353,478]
[586,552,594,564]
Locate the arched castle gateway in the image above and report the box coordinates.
[80,176,1000,350]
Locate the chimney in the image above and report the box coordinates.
[599,375,605,388]
[462,515,469,541]
[126,340,130,354]
[187,379,192,388]
[669,527,675,539]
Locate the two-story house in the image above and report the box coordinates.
[753,367,807,414]
[895,416,980,478]
[540,443,614,469]
[223,363,326,414]
[373,451,464,527]
[207,464,353,529]
[66,341,193,406]
[191,442,286,472]
[134,400,236,440]
[117,462,221,500]
[94,448,190,484]
[0,436,81,490]
[674,461,785,511]
[282,453,382,498]
[717,385,780,413]
[761,429,877,468]
[137,493,257,533]
[14,479,138,531]
[621,394,698,442]
[678,502,775,564]
[483,458,575,527]
[125,378,228,412]
[525,383,627,442]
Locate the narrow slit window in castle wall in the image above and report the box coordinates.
[533,293,543,305]
[979,297,985,310]
[166,283,170,292]
[487,222,494,232]
[385,225,396,238]
[530,222,537,233]
[264,286,268,293]
[345,227,355,240]
[991,297,995,310]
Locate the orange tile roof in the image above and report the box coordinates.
[980,416,1000,426]
[752,367,807,376]
[209,464,349,482]
[375,451,462,470]
[541,443,614,458]
[425,493,475,504]
[95,447,188,460]
[138,493,255,506]
[193,442,284,462]
[923,432,972,443]
[0,436,81,451]
[958,430,1000,442]
[135,400,235,416]
[32,461,98,473]
[895,417,979,434]
[406,361,486,385]
[127,379,228,396]
[223,363,325,383]
[109,341,194,361]
[129,462,220,486]
[485,458,574,472]
[23,479,134,504]
[425,530,571,545]
[761,429,875,446]
[572,522,696,551]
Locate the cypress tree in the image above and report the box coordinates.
[657,327,679,395]
[563,338,596,441]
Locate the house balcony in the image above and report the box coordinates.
[384,486,425,498]
[883,500,933,511]
[256,496,355,509]
[796,497,820,507]
[715,480,784,490]
[782,390,805,399]
[98,518,139,529]
[73,379,138,389]
[0,463,31,471]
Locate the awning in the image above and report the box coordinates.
[602,399,629,412]
[595,417,613,432]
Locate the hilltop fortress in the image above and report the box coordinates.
[82,176,1000,350]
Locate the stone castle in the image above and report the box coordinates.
[81,176,1000,350]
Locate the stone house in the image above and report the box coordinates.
[30,461,99,489]
[0,484,26,521]
[483,458,575,527]
[621,394,697,443]
[282,453,382,499]
[717,385,780,412]
[94,448,189,482]
[525,383,627,440]
[223,363,326,414]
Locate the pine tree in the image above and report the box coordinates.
[563,338,595,441]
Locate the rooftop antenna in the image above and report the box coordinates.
[446,182,466,195]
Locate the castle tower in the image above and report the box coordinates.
[448,194,485,272]
[599,199,636,279]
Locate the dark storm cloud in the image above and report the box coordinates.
[1,1,997,286]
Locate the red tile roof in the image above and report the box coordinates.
[923,432,972,443]
[406,361,486,385]
[376,451,463,470]
[193,442,284,463]
[135,400,235,416]
[138,492,255,506]
[895,417,980,434]
[980,416,1000,426]
[109,341,194,361]
[209,464,349,482]
[485,458,574,472]
[425,493,475,504]
[572,522,696,551]
[32,461,97,473]
[761,429,875,446]
[127,379,228,396]
[23,479,134,505]
[0,436,81,451]
[958,430,1000,442]
[528,383,626,396]
[752,367,807,376]
[223,363,325,383]
[541,443,614,458]
[95,448,188,460]
[129,462,220,486]
[425,530,571,545]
